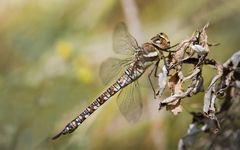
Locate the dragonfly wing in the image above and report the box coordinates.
[99,57,133,85]
[117,81,143,122]
[113,22,139,55]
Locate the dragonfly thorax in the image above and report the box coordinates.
[141,43,160,61]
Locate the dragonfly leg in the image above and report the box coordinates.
[154,60,160,77]
[148,61,160,99]
[160,43,179,52]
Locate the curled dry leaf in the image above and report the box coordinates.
[203,86,216,117]
[153,23,240,149]
[172,38,193,64]
[159,73,183,115]
[223,51,240,70]
[190,44,208,55]
[192,75,204,94]
[154,22,240,149]
[204,51,240,118]
[157,65,168,97]
[168,73,180,94]
[198,22,209,52]
[166,100,183,115]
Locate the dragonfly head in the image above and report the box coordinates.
[151,32,170,50]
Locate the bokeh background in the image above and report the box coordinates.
[0,0,239,150]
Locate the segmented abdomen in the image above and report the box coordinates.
[52,65,144,140]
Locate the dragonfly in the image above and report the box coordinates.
[52,23,173,140]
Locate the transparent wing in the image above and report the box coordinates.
[99,57,133,85]
[113,22,139,55]
[99,22,138,84]
[117,81,143,122]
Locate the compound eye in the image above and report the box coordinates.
[159,32,163,35]
[167,41,170,44]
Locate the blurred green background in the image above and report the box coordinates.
[0,0,239,150]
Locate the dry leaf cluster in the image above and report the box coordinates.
[156,23,240,149]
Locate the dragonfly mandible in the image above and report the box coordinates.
[52,23,172,140]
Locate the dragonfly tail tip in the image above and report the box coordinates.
[52,131,63,140]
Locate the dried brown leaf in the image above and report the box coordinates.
[157,65,168,97]
[168,73,180,94]
[190,44,208,56]
[203,86,216,117]
[166,100,183,115]
[199,23,209,51]
[173,38,192,64]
